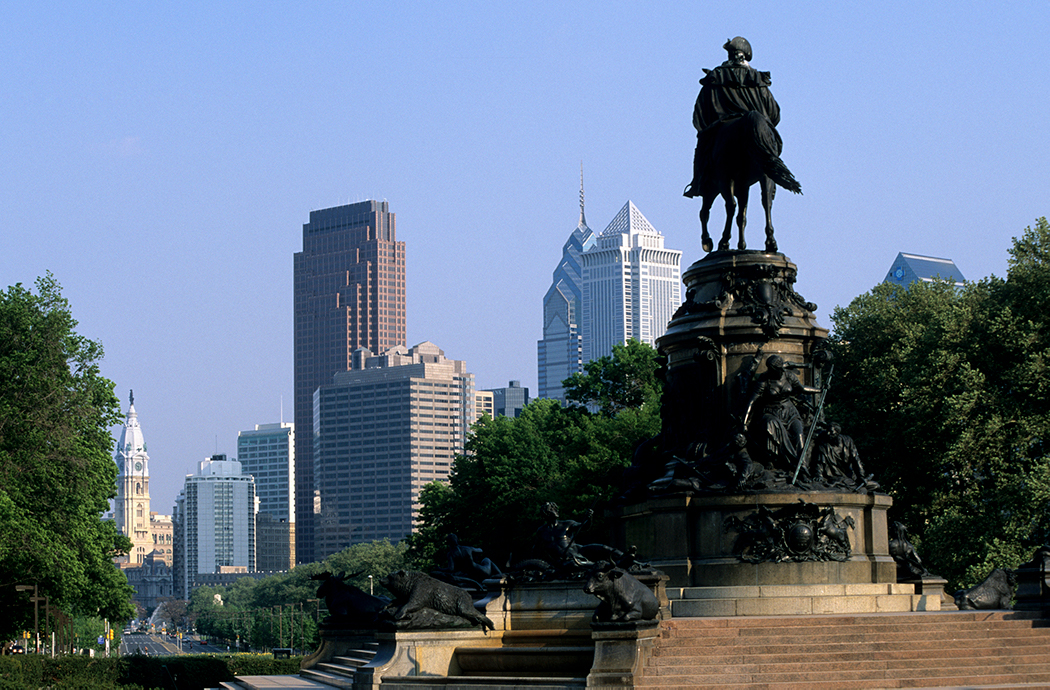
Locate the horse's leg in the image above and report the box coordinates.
[718,180,734,251]
[736,186,749,251]
[761,176,777,253]
[700,192,715,252]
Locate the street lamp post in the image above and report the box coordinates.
[14,584,39,653]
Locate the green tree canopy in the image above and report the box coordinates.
[0,274,134,640]
[563,339,662,415]
[410,341,662,568]
[828,219,1050,588]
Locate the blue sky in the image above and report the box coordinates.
[3,2,1048,512]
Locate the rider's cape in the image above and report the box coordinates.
[694,64,781,132]
[686,63,785,198]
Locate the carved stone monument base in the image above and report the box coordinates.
[610,492,946,615]
[613,492,895,588]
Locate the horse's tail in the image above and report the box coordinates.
[765,156,802,195]
[747,111,803,195]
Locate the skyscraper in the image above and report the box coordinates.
[173,455,256,598]
[312,342,474,558]
[580,201,682,362]
[237,423,295,522]
[237,422,295,570]
[294,201,406,563]
[114,391,154,565]
[537,180,595,402]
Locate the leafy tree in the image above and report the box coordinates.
[324,539,408,597]
[410,341,662,568]
[827,219,1050,589]
[0,274,135,641]
[71,615,107,653]
[563,339,662,415]
[151,598,190,633]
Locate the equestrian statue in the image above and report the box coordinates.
[684,37,801,253]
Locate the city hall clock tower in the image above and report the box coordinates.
[114,391,153,565]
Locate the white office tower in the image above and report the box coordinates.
[173,455,256,597]
[580,201,682,362]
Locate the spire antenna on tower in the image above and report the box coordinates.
[579,161,587,228]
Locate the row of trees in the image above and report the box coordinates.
[187,540,407,650]
[2,220,1046,637]
[827,218,1050,587]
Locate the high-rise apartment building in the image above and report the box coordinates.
[538,182,595,403]
[580,201,682,362]
[312,342,474,558]
[294,201,406,563]
[172,455,256,599]
[114,391,155,565]
[237,422,296,570]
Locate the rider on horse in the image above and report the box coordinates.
[685,37,791,200]
[685,37,801,252]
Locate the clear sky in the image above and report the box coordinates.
[3,2,1048,514]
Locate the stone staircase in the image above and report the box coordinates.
[299,641,378,688]
[637,610,1050,689]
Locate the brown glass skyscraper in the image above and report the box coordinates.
[293,201,406,563]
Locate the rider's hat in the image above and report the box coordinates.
[723,36,752,61]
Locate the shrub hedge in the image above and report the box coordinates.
[0,654,302,690]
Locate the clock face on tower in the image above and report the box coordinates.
[135,461,142,472]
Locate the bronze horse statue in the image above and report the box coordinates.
[685,37,802,254]
[695,111,801,254]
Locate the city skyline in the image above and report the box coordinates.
[3,3,1049,515]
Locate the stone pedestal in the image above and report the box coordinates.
[586,621,660,689]
[655,250,828,462]
[478,578,602,634]
[613,491,895,588]
[477,575,671,633]
[904,575,956,611]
